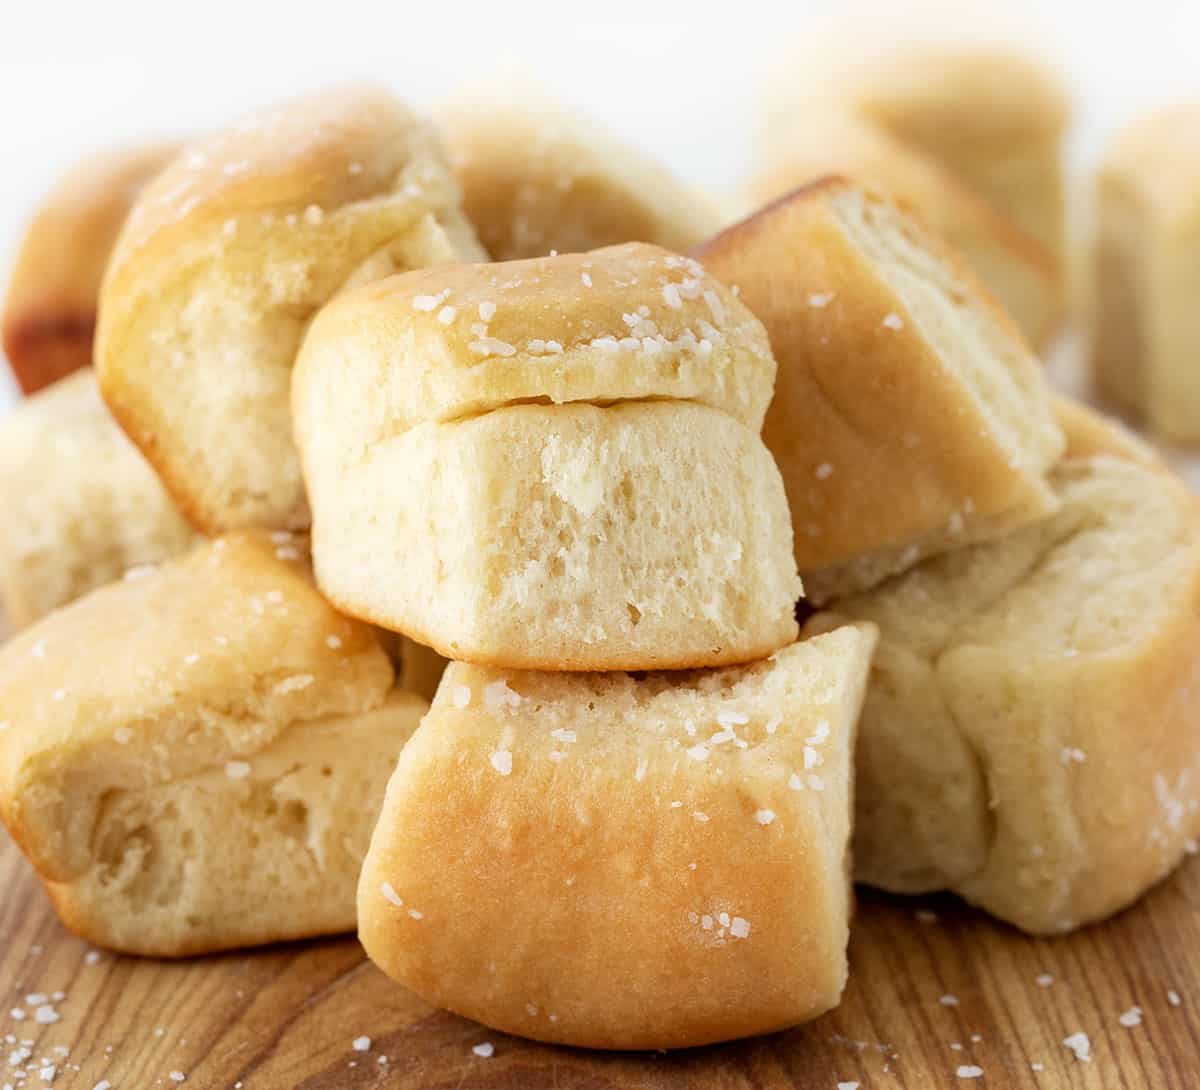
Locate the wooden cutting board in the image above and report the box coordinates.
[1,829,1196,1090]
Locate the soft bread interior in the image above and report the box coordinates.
[312,400,801,670]
[48,691,425,956]
[830,184,1059,479]
[0,533,395,882]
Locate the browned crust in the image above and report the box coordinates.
[697,174,1037,353]
[1,312,95,394]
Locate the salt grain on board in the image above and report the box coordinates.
[1063,1031,1091,1061]
[472,1042,495,1058]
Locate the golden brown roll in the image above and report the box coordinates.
[806,455,1200,934]
[293,242,801,670]
[358,625,876,1048]
[1,143,178,394]
[765,36,1070,259]
[696,178,1064,604]
[0,532,426,956]
[96,85,486,534]
[438,80,721,261]
[1092,102,1200,439]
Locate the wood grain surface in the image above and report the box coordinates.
[1,827,1196,1090]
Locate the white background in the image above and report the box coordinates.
[2,0,1199,409]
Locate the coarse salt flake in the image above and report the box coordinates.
[490,750,513,776]
[662,283,682,309]
[693,811,709,823]
[956,1066,983,1080]
[224,761,251,780]
[1037,973,1054,987]
[581,273,593,287]
[730,917,751,939]
[437,305,457,325]
[412,292,448,312]
[1118,1006,1142,1027]
[882,313,904,330]
[940,994,960,1007]
[452,685,472,708]
[808,293,833,308]
[326,634,342,650]
[380,882,403,907]
[550,729,577,744]
[478,302,497,321]
[352,1036,371,1052]
[114,728,133,745]
[754,809,776,825]
[1062,1031,1091,1061]
[274,674,314,695]
[815,462,833,480]
[472,1042,494,1058]
[169,1073,186,1083]
[470,338,517,358]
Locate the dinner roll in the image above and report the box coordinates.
[1092,103,1200,438]
[438,81,722,261]
[749,114,1061,346]
[766,37,1070,259]
[695,178,1064,605]
[96,85,486,534]
[806,456,1200,934]
[0,532,426,956]
[1,143,178,395]
[0,371,197,627]
[358,625,876,1049]
[294,243,801,670]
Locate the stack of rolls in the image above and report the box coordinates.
[699,177,1200,937]
[292,240,880,1048]
[0,47,1199,1057]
